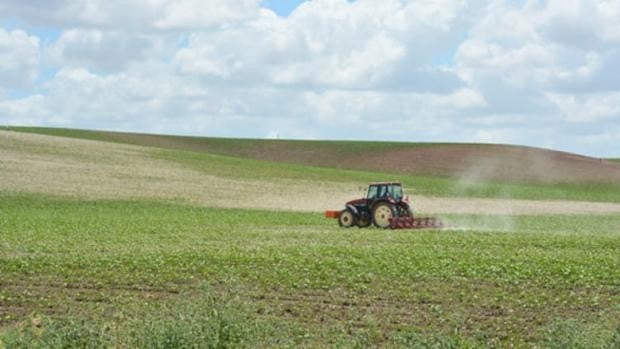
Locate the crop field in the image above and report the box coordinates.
[1,194,619,347]
[1,129,620,348]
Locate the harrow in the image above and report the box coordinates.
[387,216,443,229]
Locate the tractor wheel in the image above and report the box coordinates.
[372,203,395,228]
[338,209,356,228]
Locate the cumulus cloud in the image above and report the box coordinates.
[453,0,620,155]
[547,92,620,123]
[47,29,168,72]
[457,0,620,97]
[0,0,262,31]
[0,28,40,88]
[0,0,619,156]
[174,0,473,91]
[155,0,261,29]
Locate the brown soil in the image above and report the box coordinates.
[240,142,620,184]
[362,145,620,183]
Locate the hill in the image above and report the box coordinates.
[2,128,620,205]
[8,126,620,184]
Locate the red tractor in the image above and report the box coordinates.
[325,182,442,229]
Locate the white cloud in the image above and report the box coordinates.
[432,88,486,109]
[472,128,516,144]
[0,0,262,31]
[303,90,385,125]
[173,0,472,91]
[547,92,620,123]
[1,0,620,157]
[47,29,169,72]
[457,0,620,91]
[155,0,261,29]
[0,95,50,123]
[0,28,40,88]
[581,128,620,147]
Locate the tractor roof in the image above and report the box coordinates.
[368,181,402,186]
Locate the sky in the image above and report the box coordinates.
[0,0,619,157]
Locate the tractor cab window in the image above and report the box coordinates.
[367,185,379,199]
[388,185,403,200]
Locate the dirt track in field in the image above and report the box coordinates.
[2,130,620,215]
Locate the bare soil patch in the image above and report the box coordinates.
[366,145,620,183]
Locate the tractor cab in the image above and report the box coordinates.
[367,182,404,201]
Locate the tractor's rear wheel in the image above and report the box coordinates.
[338,209,356,228]
[372,203,395,228]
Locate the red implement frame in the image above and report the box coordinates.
[388,216,443,229]
[325,210,443,229]
[324,210,340,219]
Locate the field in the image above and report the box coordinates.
[3,129,620,205]
[1,128,620,347]
[2,195,620,347]
[9,126,620,185]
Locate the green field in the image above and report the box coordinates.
[1,194,619,348]
[1,128,620,348]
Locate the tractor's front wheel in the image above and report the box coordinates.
[372,203,395,228]
[338,209,356,228]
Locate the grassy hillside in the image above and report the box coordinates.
[155,146,620,203]
[2,129,620,203]
[2,194,619,347]
[9,126,620,184]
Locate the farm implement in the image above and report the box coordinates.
[325,182,443,230]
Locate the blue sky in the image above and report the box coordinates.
[0,0,619,157]
[264,0,308,16]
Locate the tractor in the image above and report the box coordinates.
[325,182,442,229]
